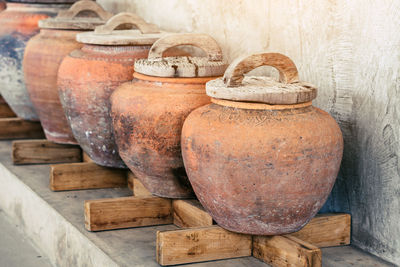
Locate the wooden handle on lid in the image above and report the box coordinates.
[94,12,160,34]
[148,33,223,61]
[223,53,299,87]
[57,0,113,20]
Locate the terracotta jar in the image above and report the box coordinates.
[111,34,228,198]
[0,2,69,121]
[58,13,179,168]
[0,1,5,11]
[181,53,344,235]
[23,0,111,144]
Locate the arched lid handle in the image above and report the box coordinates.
[148,33,223,61]
[223,53,299,87]
[94,12,160,34]
[57,0,113,21]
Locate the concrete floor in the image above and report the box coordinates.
[0,210,52,267]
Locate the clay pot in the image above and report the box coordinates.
[111,34,228,198]
[0,1,6,11]
[0,3,68,121]
[23,0,112,144]
[181,53,344,235]
[58,13,179,168]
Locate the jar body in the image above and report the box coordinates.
[0,3,66,120]
[58,45,151,168]
[181,101,343,235]
[24,29,82,144]
[111,73,212,198]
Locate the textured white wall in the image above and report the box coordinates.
[97,0,400,264]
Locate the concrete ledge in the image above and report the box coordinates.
[0,141,394,267]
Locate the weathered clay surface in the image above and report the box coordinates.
[0,3,65,121]
[111,73,212,198]
[58,44,151,168]
[24,29,81,144]
[182,102,343,235]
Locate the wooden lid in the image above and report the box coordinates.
[77,12,166,45]
[134,33,227,78]
[206,53,317,105]
[38,0,112,30]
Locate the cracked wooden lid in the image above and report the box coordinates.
[134,33,228,78]
[39,0,112,30]
[206,53,317,105]
[77,12,166,45]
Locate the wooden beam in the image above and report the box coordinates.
[0,118,44,139]
[156,225,252,266]
[288,213,351,247]
[84,196,172,231]
[253,235,322,267]
[172,199,213,228]
[82,151,93,162]
[12,139,82,165]
[0,103,16,118]
[128,172,152,196]
[50,162,127,191]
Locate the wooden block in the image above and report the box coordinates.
[128,172,152,196]
[156,226,252,266]
[289,213,351,247]
[253,235,321,267]
[82,151,93,162]
[0,103,16,118]
[172,199,213,228]
[12,139,82,165]
[50,162,127,191]
[127,172,134,191]
[85,196,172,231]
[0,118,44,139]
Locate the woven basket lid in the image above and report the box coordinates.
[206,53,317,105]
[134,33,227,78]
[38,0,112,30]
[77,12,168,46]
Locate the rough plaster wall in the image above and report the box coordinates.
[97,0,400,264]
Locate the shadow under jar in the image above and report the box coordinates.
[181,53,344,235]
[0,1,70,121]
[58,12,186,168]
[110,33,228,198]
[23,0,112,144]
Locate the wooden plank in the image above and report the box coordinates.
[253,235,322,267]
[129,172,152,196]
[172,199,213,228]
[288,213,351,247]
[50,162,127,191]
[84,196,172,231]
[0,118,44,139]
[157,226,252,266]
[0,103,16,118]
[12,139,82,165]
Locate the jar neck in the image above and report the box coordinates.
[39,28,82,39]
[211,98,313,111]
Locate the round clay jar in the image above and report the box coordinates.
[181,53,344,235]
[58,12,183,168]
[23,0,112,144]
[0,2,69,121]
[110,33,228,198]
